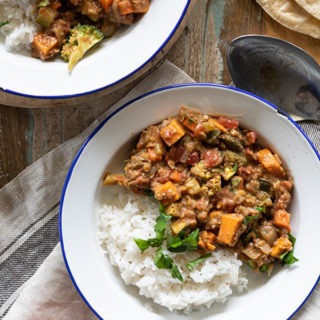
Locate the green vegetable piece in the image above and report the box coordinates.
[206,129,221,143]
[167,229,199,252]
[38,0,51,7]
[61,24,104,72]
[36,7,57,29]
[186,253,212,271]
[259,178,272,192]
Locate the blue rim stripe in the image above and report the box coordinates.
[59,83,320,319]
[3,1,191,100]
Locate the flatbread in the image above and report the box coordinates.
[294,0,320,20]
[256,0,320,39]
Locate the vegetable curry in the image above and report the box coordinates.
[32,0,150,69]
[103,106,298,275]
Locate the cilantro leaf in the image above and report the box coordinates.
[171,263,184,282]
[167,229,199,252]
[154,212,171,237]
[280,233,299,265]
[243,215,259,225]
[153,248,184,282]
[153,248,173,269]
[0,21,9,28]
[134,237,163,252]
[186,253,212,271]
[280,251,299,265]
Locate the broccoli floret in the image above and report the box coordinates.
[61,24,104,72]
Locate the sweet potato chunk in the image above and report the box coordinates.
[270,235,293,258]
[217,213,244,246]
[32,33,60,60]
[160,119,185,146]
[255,148,285,177]
[153,181,180,202]
[273,210,291,232]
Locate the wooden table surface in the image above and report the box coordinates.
[1,0,320,189]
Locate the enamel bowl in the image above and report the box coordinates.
[60,83,320,320]
[0,0,191,107]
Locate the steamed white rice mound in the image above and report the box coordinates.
[98,190,248,313]
[0,0,39,51]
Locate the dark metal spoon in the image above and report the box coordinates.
[227,35,320,120]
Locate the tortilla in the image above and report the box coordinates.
[256,0,320,39]
[294,0,320,20]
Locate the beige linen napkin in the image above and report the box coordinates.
[0,60,319,320]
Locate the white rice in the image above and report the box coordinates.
[98,189,248,313]
[0,1,39,52]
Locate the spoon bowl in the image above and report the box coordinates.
[227,35,320,120]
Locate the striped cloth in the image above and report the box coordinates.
[0,61,319,320]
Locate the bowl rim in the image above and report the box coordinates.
[1,0,191,100]
[59,82,320,319]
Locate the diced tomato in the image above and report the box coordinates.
[217,116,239,129]
[194,123,205,137]
[187,151,200,165]
[201,149,223,168]
[246,131,257,145]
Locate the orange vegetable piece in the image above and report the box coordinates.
[99,0,113,12]
[273,210,291,232]
[270,235,293,258]
[207,118,228,133]
[160,119,186,147]
[255,148,285,176]
[217,214,244,246]
[169,170,182,183]
[153,181,180,202]
[183,117,197,132]
[32,33,59,60]
[131,0,150,13]
[198,230,216,251]
[118,0,134,15]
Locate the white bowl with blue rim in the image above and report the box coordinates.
[0,0,191,107]
[60,83,320,320]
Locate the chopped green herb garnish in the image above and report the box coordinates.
[280,233,299,265]
[259,264,269,272]
[154,248,173,269]
[144,189,154,198]
[280,250,299,265]
[0,21,9,28]
[185,114,196,124]
[134,210,171,252]
[186,253,212,271]
[153,248,184,282]
[133,237,163,252]
[255,206,266,214]
[171,263,184,282]
[154,212,171,237]
[243,215,260,225]
[167,229,199,252]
